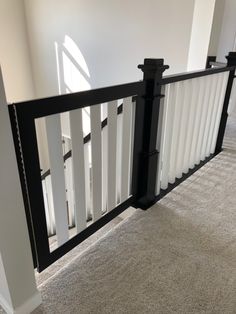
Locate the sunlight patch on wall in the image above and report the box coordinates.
[54,36,92,138]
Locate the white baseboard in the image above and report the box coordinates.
[0,294,13,314]
[0,292,41,314]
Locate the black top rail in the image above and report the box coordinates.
[11,81,144,119]
[161,65,235,85]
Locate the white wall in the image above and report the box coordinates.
[207,0,226,56]
[0,70,41,314]
[187,0,216,71]
[217,0,236,62]
[0,0,35,102]
[24,0,197,98]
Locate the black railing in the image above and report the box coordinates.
[9,79,146,271]
[9,52,236,272]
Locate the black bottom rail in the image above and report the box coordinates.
[38,196,135,271]
[155,153,217,203]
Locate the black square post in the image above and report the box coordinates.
[215,52,236,154]
[132,58,169,210]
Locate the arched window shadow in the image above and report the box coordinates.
[54,35,92,138]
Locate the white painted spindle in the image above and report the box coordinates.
[70,109,87,232]
[45,114,69,246]
[183,78,198,172]
[129,99,136,195]
[45,175,56,236]
[189,77,205,168]
[195,76,212,164]
[201,74,218,160]
[161,83,176,190]
[107,100,118,211]
[175,80,191,177]
[116,113,122,203]
[211,72,229,153]
[42,179,53,236]
[169,82,182,183]
[121,97,133,202]
[206,73,223,156]
[90,104,102,221]
[102,118,108,212]
[64,158,75,228]
[84,142,92,218]
[155,85,167,195]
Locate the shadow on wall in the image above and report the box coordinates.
[54,35,92,138]
[54,35,91,94]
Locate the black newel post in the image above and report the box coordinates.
[215,52,236,154]
[132,59,169,210]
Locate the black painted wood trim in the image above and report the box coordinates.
[38,196,135,271]
[161,66,234,85]
[155,153,218,203]
[11,81,144,119]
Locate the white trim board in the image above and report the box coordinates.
[0,292,41,314]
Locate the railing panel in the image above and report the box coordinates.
[156,67,232,198]
[45,115,69,246]
[90,104,103,221]
[10,59,234,272]
[69,109,87,232]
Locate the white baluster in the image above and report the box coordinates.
[90,104,102,221]
[121,97,133,202]
[69,109,87,233]
[211,72,229,153]
[107,100,118,211]
[156,85,167,194]
[64,158,75,228]
[175,80,191,177]
[200,75,218,161]
[161,83,176,189]
[194,77,209,165]
[183,78,198,172]
[45,114,69,246]
[206,74,223,156]
[169,82,182,183]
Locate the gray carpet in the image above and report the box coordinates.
[32,117,236,314]
[1,117,236,314]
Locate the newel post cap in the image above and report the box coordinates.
[138,58,169,80]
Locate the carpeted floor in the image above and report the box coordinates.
[31,116,236,314]
[1,117,236,314]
